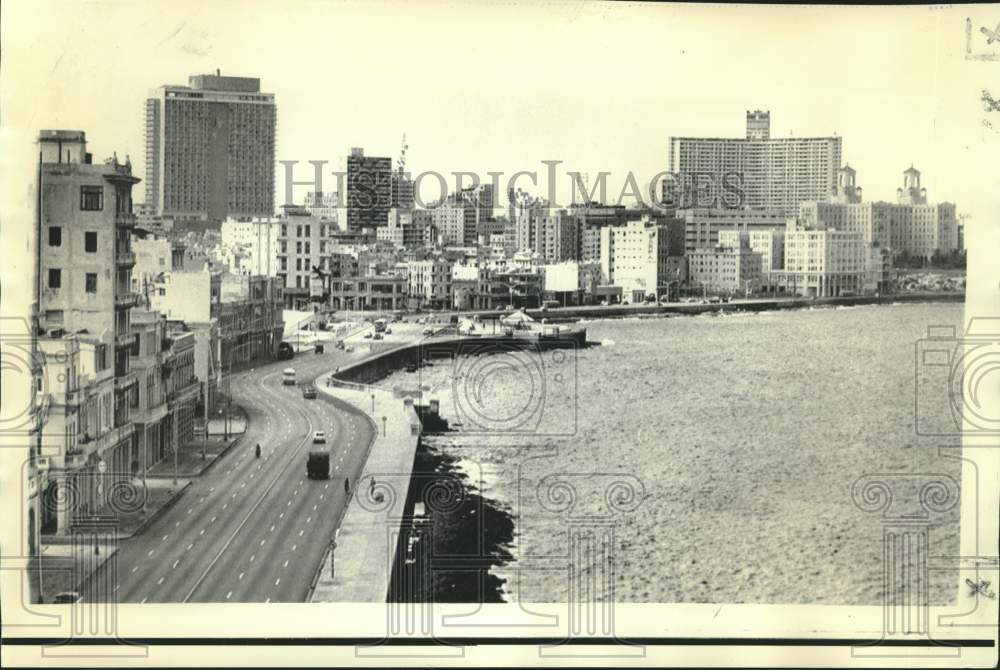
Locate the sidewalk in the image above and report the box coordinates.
[34,541,118,604]
[146,435,242,478]
[309,381,422,602]
[40,478,193,542]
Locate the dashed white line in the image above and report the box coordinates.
[187,543,194,551]
[238,572,244,581]
[157,577,164,585]
[299,530,304,537]
[274,578,280,586]
[283,560,289,568]
[131,566,138,573]
[148,550,155,557]
[270,525,275,533]
[172,560,179,569]
[226,591,233,600]
[306,516,312,523]
[211,516,217,523]
[162,535,169,542]
[250,554,256,562]
[291,544,297,551]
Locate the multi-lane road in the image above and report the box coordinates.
[82,348,375,603]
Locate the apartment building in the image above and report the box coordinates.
[718,227,785,274]
[676,207,789,253]
[404,258,453,309]
[35,130,140,534]
[220,217,282,276]
[275,206,336,309]
[599,217,672,302]
[688,234,764,293]
[667,111,842,215]
[515,208,579,263]
[430,204,477,247]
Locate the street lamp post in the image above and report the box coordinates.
[371,393,376,413]
[382,416,387,436]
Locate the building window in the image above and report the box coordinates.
[48,268,61,288]
[85,231,98,252]
[80,185,103,211]
[48,226,62,247]
[85,273,98,293]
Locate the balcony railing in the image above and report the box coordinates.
[115,250,136,266]
[115,291,140,308]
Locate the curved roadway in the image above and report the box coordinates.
[81,348,376,603]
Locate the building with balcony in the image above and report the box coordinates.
[129,310,170,473]
[667,111,842,215]
[35,130,140,534]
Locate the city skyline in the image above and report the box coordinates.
[2,2,994,225]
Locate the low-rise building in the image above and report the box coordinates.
[329,275,406,311]
[687,236,764,295]
[404,258,453,310]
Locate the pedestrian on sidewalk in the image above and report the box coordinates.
[344,477,350,494]
[255,443,261,459]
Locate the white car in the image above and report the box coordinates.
[312,431,326,444]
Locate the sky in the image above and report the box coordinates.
[2,1,998,220]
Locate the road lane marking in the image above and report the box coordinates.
[157,577,164,585]
[306,516,312,523]
[292,544,297,551]
[260,539,266,546]
[211,516,217,523]
[313,504,317,511]
[299,530,304,537]
[132,566,137,573]
[188,543,194,550]
[172,560,179,569]
[199,529,205,536]
[279,512,284,519]
[223,503,228,510]
[283,560,289,568]
[275,579,280,586]
[141,597,147,604]
[175,521,180,527]
[226,591,232,600]
[239,572,244,581]
[162,535,168,541]
[270,525,275,532]
[148,550,154,557]
[250,554,255,562]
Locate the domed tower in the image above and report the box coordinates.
[831,164,862,204]
[897,165,927,205]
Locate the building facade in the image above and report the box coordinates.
[599,217,671,301]
[35,130,140,534]
[667,111,842,215]
[144,72,276,222]
[344,148,392,232]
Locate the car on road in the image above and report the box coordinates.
[52,591,80,604]
[373,333,383,340]
[422,327,433,336]
[302,386,317,399]
[312,430,326,444]
[363,332,373,339]
[384,327,392,334]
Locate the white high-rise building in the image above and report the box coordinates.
[667,111,842,215]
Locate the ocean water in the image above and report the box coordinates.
[388,303,964,604]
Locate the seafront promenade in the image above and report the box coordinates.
[308,381,422,602]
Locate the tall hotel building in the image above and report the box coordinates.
[667,111,842,215]
[144,71,276,223]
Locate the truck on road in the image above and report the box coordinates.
[307,446,331,479]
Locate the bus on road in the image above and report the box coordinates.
[282,368,296,386]
[374,318,387,333]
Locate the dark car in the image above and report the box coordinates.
[302,386,317,399]
[277,342,295,360]
[52,591,80,604]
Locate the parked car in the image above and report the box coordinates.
[422,327,433,336]
[52,591,80,604]
[373,333,383,340]
[384,327,392,335]
[363,332,373,339]
[312,431,326,444]
[302,386,317,399]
